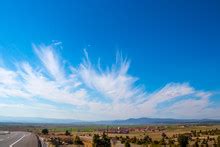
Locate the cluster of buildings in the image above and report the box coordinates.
[98,127,129,134]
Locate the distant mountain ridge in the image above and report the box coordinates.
[0,116,220,125]
[95,117,220,125]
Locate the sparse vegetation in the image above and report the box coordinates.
[124,141,130,147]
[92,133,111,147]
[217,136,220,146]
[74,135,84,145]
[178,134,189,147]
[2,123,220,146]
[41,128,49,135]
[65,130,71,136]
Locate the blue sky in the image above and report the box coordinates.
[0,0,219,120]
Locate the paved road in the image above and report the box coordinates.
[0,131,39,147]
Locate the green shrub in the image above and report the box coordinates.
[41,128,49,135]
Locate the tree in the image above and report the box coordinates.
[93,134,100,146]
[201,139,208,147]
[162,132,167,138]
[125,141,130,147]
[153,140,159,145]
[74,135,84,145]
[191,130,197,137]
[143,135,152,144]
[159,137,166,145]
[130,136,137,143]
[101,133,111,147]
[65,130,71,136]
[93,133,111,147]
[217,136,220,146]
[168,138,174,145]
[194,137,199,147]
[178,135,189,147]
[42,128,49,135]
[213,138,217,147]
[194,141,199,147]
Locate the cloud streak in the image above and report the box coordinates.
[34,44,65,82]
[0,43,219,120]
[79,50,145,104]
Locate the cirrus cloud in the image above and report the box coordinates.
[0,43,219,120]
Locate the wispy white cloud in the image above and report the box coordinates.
[75,50,218,120]
[18,62,88,106]
[0,43,218,120]
[79,50,146,104]
[135,83,195,116]
[0,67,32,99]
[0,67,18,85]
[34,44,65,82]
[147,83,194,104]
[159,92,220,119]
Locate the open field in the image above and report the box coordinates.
[1,123,220,146]
[39,124,220,146]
